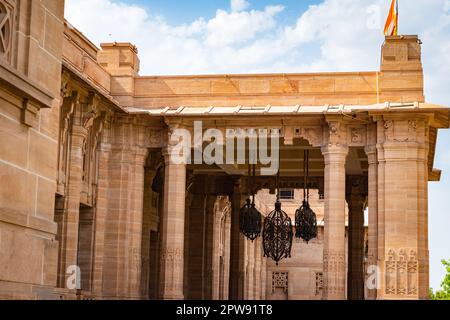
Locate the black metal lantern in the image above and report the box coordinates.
[240,199,262,241]
[263,170,293,265]
[239,164,262,241]
[295,149,318,243]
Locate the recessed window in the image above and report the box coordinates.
[279,188,294,200]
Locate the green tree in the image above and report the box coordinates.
[430,259,450,300]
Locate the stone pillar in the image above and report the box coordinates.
[204,194,218,300]
[127,147,148,298]
[260,247,267,299]
[365,125,378,300]
[159,149,186,300]
[245,238,255,300]
[186,175,206,300]
[91,141,111,296]
[59,124,88,288]
[321,119,348,300]
[229,178,247,300]
[221,199,232,300]
[346,177,367,300]
[376,115,429,300]
[254,236,262,300]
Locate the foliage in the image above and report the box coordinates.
[430,259,450,300]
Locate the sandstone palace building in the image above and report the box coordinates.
[0,1,449,300]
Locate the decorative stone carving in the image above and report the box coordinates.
[397,250,408,295]
[272,272,288,293]
[315,272,323,296]
[384,120,394,142]
[385,249,396,294]
[147,128,164,148]
[408,120,417,133]
[0,0,14,63]
[328,121,341,146]
[384,249,419,296]
[57,93,78,195]
[407,250,418,295]
[323,251,345,295]
[349,127,365,145]
[382,119,424,143]
[60,71,72,99]
[300,127,322,147]
[161,248,183,262]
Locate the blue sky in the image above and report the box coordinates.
[65,0,450,292]
[127,0,317,25]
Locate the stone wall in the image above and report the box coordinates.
[0,0,65,299]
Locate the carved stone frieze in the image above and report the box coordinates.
[382,118,427,144]
[384,249,419,296]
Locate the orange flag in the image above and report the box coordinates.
[384,0,399,36]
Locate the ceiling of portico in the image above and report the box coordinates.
[186,138,368,178]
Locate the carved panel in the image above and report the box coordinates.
[298,127,322,147]
[323,251,345,295]
[272,272,288,293]
[382,119,426,143]
[384,249,419,297]
[161,247,183,262]
[0,0,15,64]
[407,250,418,295]
[146,128,165,148]
[385,250,396,294]
[348,126,366,146]
[315,272,323,296]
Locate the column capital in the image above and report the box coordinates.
[364,145,377,158]
[71,125,89,148]
[346,176,368,200]
[134,146,149,166]
[321,145,349,164]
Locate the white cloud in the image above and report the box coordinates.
[205,6,284,47]
[231,0,250,12]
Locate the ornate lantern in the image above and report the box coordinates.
[239,164,262,241]
[295,150,318,243]
[263,170,293,265]
[240,199,262,241]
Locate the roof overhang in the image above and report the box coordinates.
[126,102,450,123]
[127,102,449,182]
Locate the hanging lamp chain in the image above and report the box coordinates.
[295,148,318,243]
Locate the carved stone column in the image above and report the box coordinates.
[245,238,255,300]
[254,236,263,300]
[127,146,149,298]
[346,176,367,300]
[365,123,378,300]
[229,178,247,300]
[321,118,348,300]
[159,148,187,300]
[60,124,88,288]
[91,140,111,296]
[376,115,430,300]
